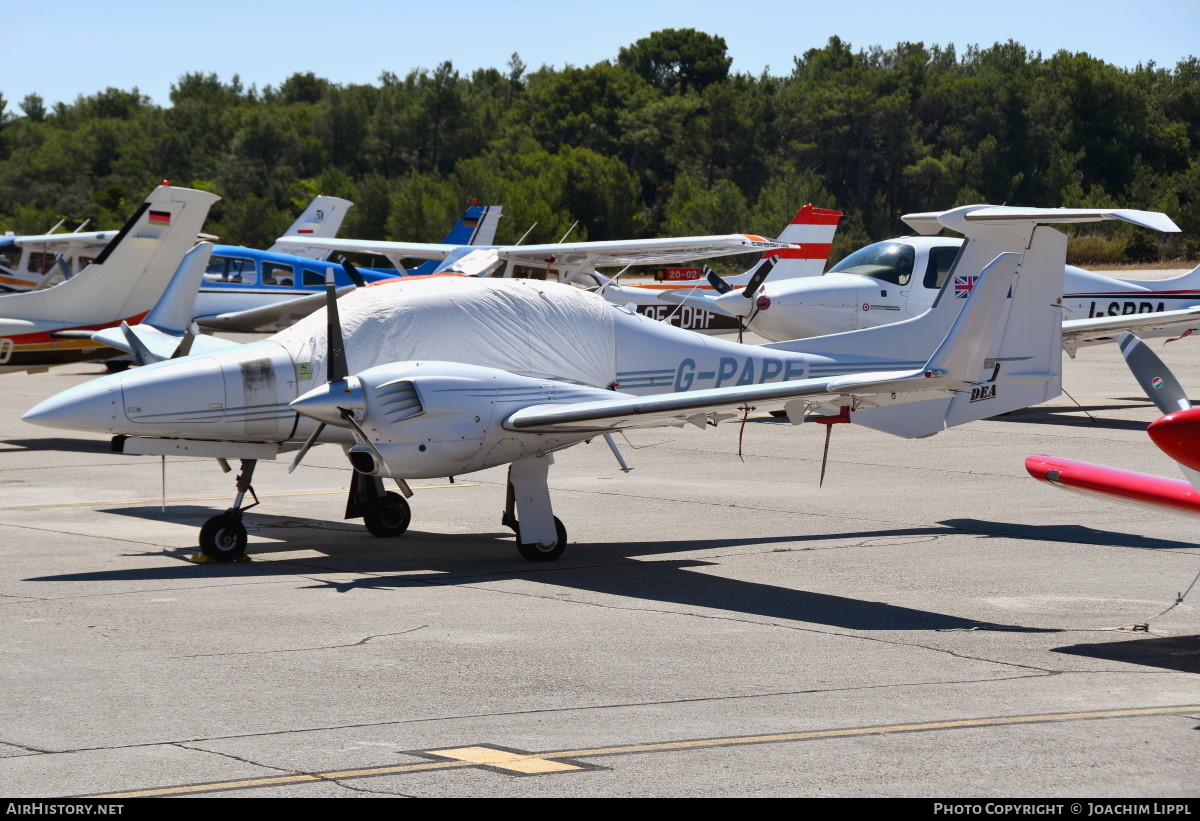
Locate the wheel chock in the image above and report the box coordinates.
[186,553,253,564]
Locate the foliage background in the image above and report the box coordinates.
[1,31,1197,264]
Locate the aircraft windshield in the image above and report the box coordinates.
[828,241,914,286]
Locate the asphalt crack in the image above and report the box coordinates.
[174,626,428,659]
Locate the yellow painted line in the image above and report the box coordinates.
[0,484,475,511]
[85,704,1200,798]
[431,746,583,774]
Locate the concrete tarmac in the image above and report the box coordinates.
[0,324,1197,797]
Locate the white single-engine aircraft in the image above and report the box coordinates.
[662,231,1200,355]
[0,186,219,374]
[24,205,1178,563]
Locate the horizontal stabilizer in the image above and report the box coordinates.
[903,205,1180,236]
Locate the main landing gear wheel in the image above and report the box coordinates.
[363,491,411,538]
[199,512,248,563]
[515,517,567,562]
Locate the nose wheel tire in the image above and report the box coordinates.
[199,513,248,562]
[363,491,411,538]
[515,517,567,562]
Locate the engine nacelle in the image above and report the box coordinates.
[345,361,606,479]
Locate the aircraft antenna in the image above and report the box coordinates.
[71,219,91,234]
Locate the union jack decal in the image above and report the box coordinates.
[953,274,977,299]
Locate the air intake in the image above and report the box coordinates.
[375,380,423,423]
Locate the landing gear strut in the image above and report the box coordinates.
[198,459,258,562]
[503,456,568,562]
[345,472,411,537]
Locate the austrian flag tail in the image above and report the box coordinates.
[760,204,842,281]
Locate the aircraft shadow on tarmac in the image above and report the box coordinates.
[984,403,1157,431]
[23,505,1065,634]
[941,518,1197,551]
[1052,634,1200,675]
[0,436,114,454]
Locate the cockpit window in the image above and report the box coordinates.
[0,244,21,271]
[203,255,257,284]
[828,241,914,286]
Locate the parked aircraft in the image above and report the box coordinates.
[1026,332,1200,516]
[582,204,842,334]
[0,193,347,294]
[662,231,1200,353]
[87,231,805,360]
[193,202,502,333]
[24,205,1177,563]
[0,186,219,374]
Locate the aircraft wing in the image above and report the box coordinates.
[273,234,798,271]
[3,230,120,253]
[1025,455,1200,517]
[195,287,356,333]
[272,237,461,261]
[504,368,956,434]
[493,234,795,270]
[1061,306,1200,350]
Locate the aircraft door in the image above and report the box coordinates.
[909,246,961,316]
[854,278,905,329]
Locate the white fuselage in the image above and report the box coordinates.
[24,277,949,477]
[746,237,1200,342]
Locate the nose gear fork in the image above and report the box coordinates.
[197,459,259,563]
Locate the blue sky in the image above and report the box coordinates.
[6,0,1198,109]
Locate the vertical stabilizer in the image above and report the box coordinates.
[266,195,354,258]
[727,204,841,286]
[0,186,220,325]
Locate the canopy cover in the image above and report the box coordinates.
[271,276,618,388]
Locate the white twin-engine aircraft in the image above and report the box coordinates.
[23,206,1178,564]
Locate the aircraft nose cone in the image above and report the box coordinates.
[290,378,362,427]
[1147,408,1200,473]
[22,376,120,434]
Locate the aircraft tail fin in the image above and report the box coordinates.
[0,186,220,326]
[409,203,502,276]
[769,205,1179,438]
[724,204,841,287]
[265,195,354,259]
[144,241,215,334]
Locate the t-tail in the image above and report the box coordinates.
[766,205,1181,439]
[0,185,220,326]
[265,195,354,259]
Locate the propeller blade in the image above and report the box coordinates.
[171,322,201,359]
[324,268,350,383]
[119,321,160,367]
[54,253,73,279]
[740,256,778,298]
[1119,332,1191,415]
[705,265,733,295]
[341,258,367,288]
[288,422,326,473]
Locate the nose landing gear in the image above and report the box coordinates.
[198,459,259,562]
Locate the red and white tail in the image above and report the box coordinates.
[727,204,842,287]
